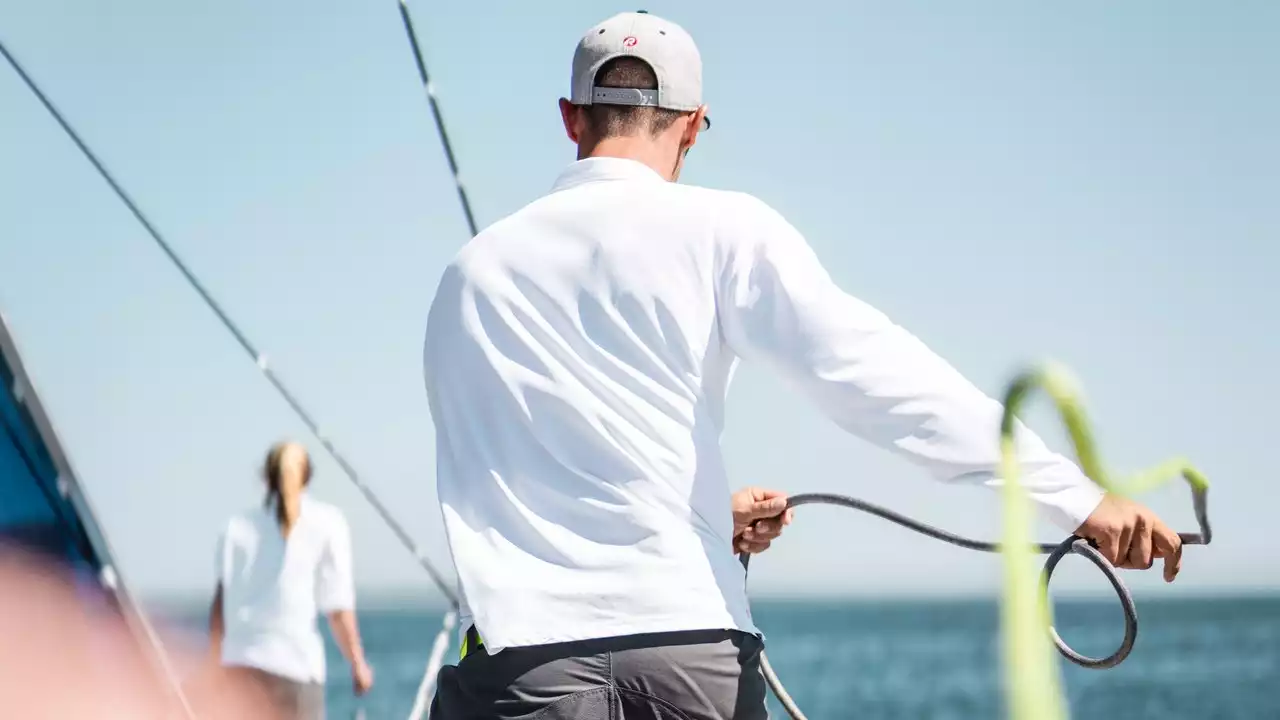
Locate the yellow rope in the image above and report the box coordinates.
[997,362,1210,719]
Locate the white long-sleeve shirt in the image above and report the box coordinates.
[422,156,1105,653]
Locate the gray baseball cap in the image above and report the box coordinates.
[570,10,711,130]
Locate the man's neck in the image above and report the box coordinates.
[579,138,677,181]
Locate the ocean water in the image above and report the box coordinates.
[176,596,1280,719]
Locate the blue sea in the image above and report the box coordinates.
[174,596,1279,719]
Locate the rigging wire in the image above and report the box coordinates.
[392,3,484,716]
[0,35,460,609]
[397,0,481,239]
[1,38,202,720]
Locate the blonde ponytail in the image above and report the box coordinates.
[263,441,312,535]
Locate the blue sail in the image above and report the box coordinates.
[0,320,103,575]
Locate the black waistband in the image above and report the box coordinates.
[459,625,759,662]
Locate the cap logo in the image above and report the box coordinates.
[622,36,638,47]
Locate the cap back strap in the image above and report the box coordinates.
[591,86,659,107]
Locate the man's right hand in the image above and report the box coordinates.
[731,487,793,555]
[1074,494,1182,582]
[352,660,374,696]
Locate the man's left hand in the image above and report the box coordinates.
[731,487,794,555]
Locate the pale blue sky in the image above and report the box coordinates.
[1,1,1275,605]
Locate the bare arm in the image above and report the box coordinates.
[325,610,367,668]
[317,513,373,694]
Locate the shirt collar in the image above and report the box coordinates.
[550,157,667,193]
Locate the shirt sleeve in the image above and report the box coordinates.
[713,194,1105,532]
[316,511,356,613]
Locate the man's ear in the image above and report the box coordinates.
[559,98,584,143]
[681,104,708,152]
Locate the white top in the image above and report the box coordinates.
[422,157,1105,654]
[214,494,355,683]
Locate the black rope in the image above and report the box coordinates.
[0,35,460,608]
[741,490,1213,720]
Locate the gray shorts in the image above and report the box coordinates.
[428,628,769,720]
[224,665,326,720]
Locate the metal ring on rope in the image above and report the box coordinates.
[741,488,1212,719]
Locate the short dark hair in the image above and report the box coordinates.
[584,57,684,139]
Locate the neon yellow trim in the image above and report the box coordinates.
[460,626,484,661]
[997,362,1210,720]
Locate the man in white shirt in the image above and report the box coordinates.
[422,10,1183,719]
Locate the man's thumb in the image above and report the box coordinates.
[750,496,788,519]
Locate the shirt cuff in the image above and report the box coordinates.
[317,588,356,614]
[1030,478,1107,534]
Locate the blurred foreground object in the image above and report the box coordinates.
[0,547,284,719]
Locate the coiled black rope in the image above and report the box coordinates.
[740,488,1213,720]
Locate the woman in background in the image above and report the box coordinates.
[208,440,373,719]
